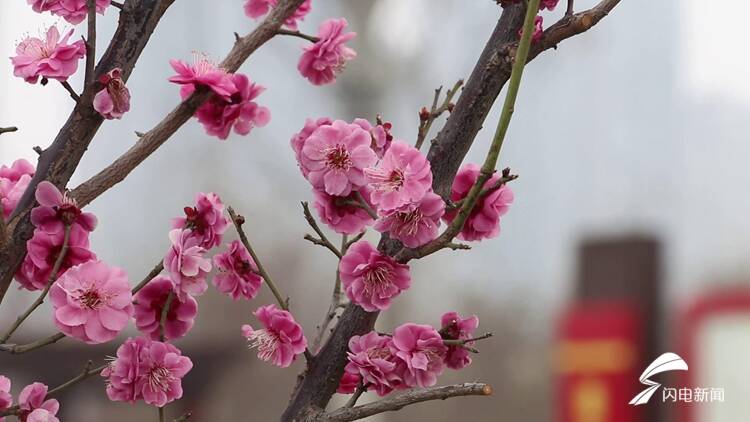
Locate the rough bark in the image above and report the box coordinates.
[0,0,177,303]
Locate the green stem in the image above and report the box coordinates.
[159,291,174,341]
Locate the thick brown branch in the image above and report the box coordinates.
[324,383,493,422]
[0,0,179,305]
[85,0,97,89]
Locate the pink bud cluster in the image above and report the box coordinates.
[0,377,61,422]
[340,312,480,395]
[505,0,560,41]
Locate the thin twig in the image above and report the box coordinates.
[0,225,71,343]
[443,332,493,347]
[344,382,368,408]
[325,383,493,422]
[396,0,541,263]
[60,81,81,102]
[85,0,96,89]
[172,412,193,422]
[302,202,342,258]
[275,28,319,43]
[0,127,18,135]
[159,406,165,422]
[159,291,174,341]
[345,231,365,250]
[110,0,124,9]
[0,360,107,417]
[566,0,575,15]
[415,80,463,150]
[132,261,164,294]
[311,234,348,352]
[228,207,289,311]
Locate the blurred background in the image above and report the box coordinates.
[2,0,750,420]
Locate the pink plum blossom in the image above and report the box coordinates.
[133,276,197,341]
[374,191,445,248]
[242,304,307,368]
[168,54,236,99]
[443,163,514,241]
[0,376,11,421]
[299,120,377,196]
[389,323,447,388]
[49,260,133,344]
[298,18,357,86]
[312,186,375,235]
[16,228,96,291]
[0,159,35,220]
[352,117,393,159]
[172,192,229,249]
[18,383,60,422]
[365,140,433,212]
[520,15,544,42]
[102,337,193,407]
[336,371,360,395]
[439,311,479,370]
[163,229,212,298]
[93,68,131,119]
[541,0,559,11]
[291,117,332,177]
[345,331,405,396]
[339,240,411,312]
[28,0,112,25]
[244,0,311,30]
[31,181,97,236]
[180,73,270,140]
[11,26,86,84]
[213,240,263,301]
[140,340,193,407]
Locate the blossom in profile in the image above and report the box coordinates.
[163,229,212,298]
[336,371,360,395]
[298,18,357,86]
[312,186,375,235]
[133,276,198,341]
[439,311,479,370]
[290,117,333,177]
[345,331,405,396]
[0,159,34,220]
[339,240,411,312]
[299,120,377,196]
[172,192,229,249]
[94,68,131,120]
[168,54,236,99]
[374,191,445,248]
[242,304,307,368]
[18,382,60,422]
[389,323,447,388]
[541,0,559,11]
[181,73,270,140]
[16,228,96,291]
[102,337,193,407]
[365,141,433,212]
[11,26,85,84]
[443,163,514,241]
[31,181,97,236]
[28,0,112,25]
[244,0,311,30]
[212,240,263,300]
[50,260,133,344]
[0,376,11,421]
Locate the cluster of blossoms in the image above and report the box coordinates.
[0,159,34,221]
[291,116,513,312]
[500,0,560,41]
[0,377,61,422]
[28,0,111,25]
[338,312,479,396]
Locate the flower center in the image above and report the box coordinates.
[183,206,208,234]
[396,209,423,235]
[363,265,393,296]
[325,145,352,171]
[247,329,280,362]
[236,259,255,276]
[77,288,104,310]
[367,346,391,360]
[147,366,175,393]
[366,168,405,193]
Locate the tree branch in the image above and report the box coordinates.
[276,28,319,43]
[324,383,493,422]
[415,80,463,150]
[0,127,18,135]
[302,202,342,259]
[85,0,97,89]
